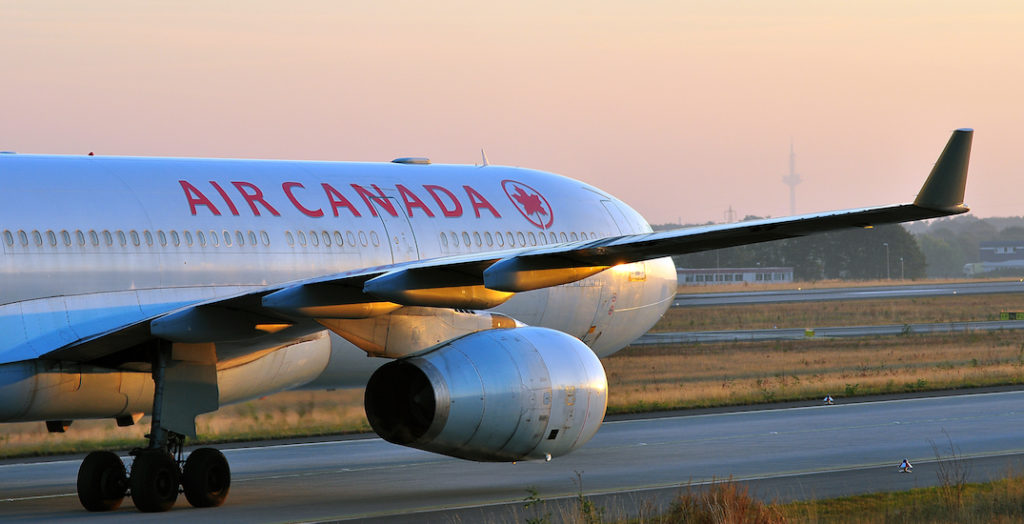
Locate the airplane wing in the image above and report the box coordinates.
[43,129,972,363]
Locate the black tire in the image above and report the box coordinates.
[77,451,127,511]
[129,450,180,512]
[182,447,231,508]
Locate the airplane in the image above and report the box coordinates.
[0,129,971,512]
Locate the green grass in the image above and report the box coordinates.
[519,473,1024,523]
[779,475,1024,523]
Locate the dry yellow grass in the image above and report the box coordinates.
[676,277,1016,294]
[5,288,1024,458]
[656,294,1024,332]
[605,331,1024,412]
[0,389,369,458]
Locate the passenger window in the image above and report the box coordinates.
[462,231,471,246]
[570,232,578,241]
[440,232,449,248]
[60,230,71,246]
[528,232,536,246]
[2,230,12,246]
[538,233,546,245]
[116,230,126,246]
[309,231,318,247]
[549,232,557,243]
[157,230,167,246]
[75,230,85,246]
[260,231,270,245]
[370,231,379,247]
[297,231,307,246]
[197,230,206,247]
[236,231,245,246]
[89,230,99,246]
[358,231,368,246]
[184,231,193,246]
[485,232,493,246]
[333,231,343,246]
[346,231,356,246]
[103,230,113,246]
[495,232,504,247]
[18,230,28,246]
[143,230,153,246]
[248,231,257,246]
[171,231,180,246]
[209,230,219,247]
[321,231,331,247]
[506,232,514,246]
[129,230,140,246]
[223,231,231,246]
[473,231,481,246]
[451,231,459,247]
[517,232,526,246]
[47,230,57,246]
[285,231,295,246]
[590,232,598,239]
[560,232,568,242]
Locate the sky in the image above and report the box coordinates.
[2,1,1022,225]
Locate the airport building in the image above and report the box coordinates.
[964,241,1024,275]
[677,267,794,285]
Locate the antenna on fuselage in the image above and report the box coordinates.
[480,149,490,167]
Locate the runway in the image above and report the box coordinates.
[3,389,1024,522]
[635,319,1024,345]
[674,280,1024,307]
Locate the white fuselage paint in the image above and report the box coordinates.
[0,154,676,420]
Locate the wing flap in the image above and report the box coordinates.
[362,259,510,309]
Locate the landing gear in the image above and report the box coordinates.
[74,344,231,513]
[130,449,180,512]
[77,451,127,511]
[182,447,231,507]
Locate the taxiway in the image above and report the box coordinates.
[2,390,1023,522]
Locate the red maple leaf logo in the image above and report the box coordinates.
[512,186,547,216]
[502,179,554,229]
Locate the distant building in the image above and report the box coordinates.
[678,267,794,285]
[964,241,1024,275]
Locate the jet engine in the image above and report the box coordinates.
[364,326,607,462]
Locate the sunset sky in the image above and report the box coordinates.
[2,1,1022,224]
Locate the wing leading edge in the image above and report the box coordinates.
[44,129,972,363]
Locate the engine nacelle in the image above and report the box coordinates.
[364,326,607,462]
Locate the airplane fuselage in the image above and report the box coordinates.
[0,154,676,418]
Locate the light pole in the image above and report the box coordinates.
[882,242,890,279]
[900,256,905,280]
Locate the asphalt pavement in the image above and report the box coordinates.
[2,390,1023,522]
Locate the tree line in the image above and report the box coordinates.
[653,215,1024,280]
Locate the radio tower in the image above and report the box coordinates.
[782,139,801,215]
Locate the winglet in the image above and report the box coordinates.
[913,128,972,212]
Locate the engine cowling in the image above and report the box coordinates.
[364,326,607,462]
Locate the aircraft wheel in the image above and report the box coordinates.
[130,450,180,512]
[77,451,127,511]
[182,447,231,507]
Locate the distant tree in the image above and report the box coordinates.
[917,233,966,277]
[672,224,925,281]
[997,226,1024,241]
[661,215,1024,279]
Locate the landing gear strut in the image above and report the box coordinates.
[75,345,230,512]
